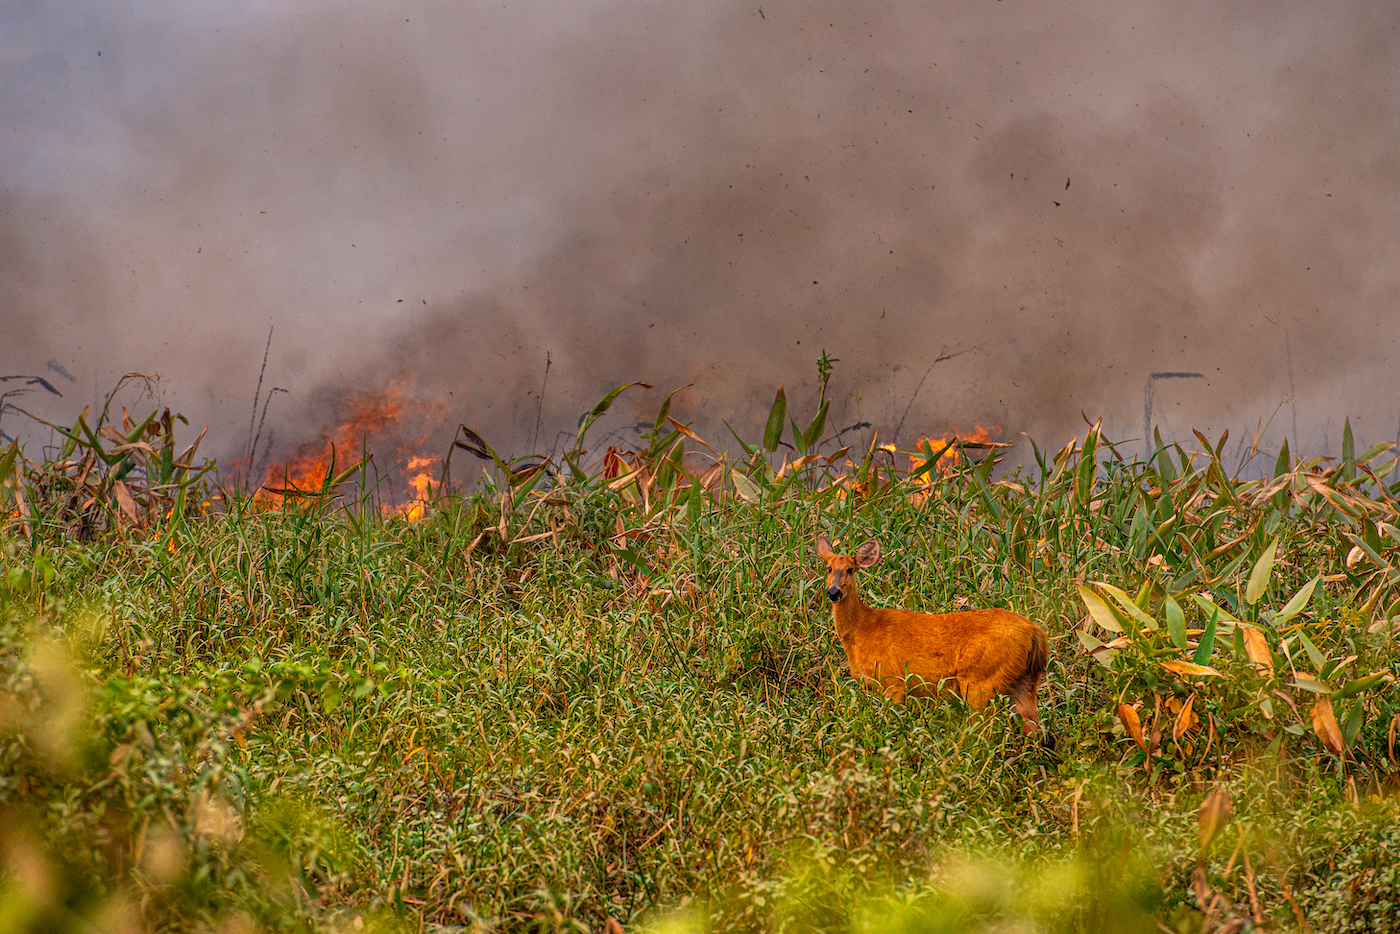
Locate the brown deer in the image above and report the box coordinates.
[816,536,1053,747]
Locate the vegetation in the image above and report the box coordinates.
[1,371,1399,933]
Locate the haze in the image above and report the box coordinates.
[3,0,1398,478]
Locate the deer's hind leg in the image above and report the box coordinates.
[1011,673,1055,749]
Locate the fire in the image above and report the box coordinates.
[399,454,439,523]
[258,379,445,522]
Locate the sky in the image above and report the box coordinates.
[3,0,1399,479]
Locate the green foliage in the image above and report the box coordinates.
[3,388,1400,932]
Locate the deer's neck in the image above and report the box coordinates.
[832,590,874,642]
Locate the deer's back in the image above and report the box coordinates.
[842,606,1046,697]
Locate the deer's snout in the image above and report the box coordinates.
[827,585,844,603]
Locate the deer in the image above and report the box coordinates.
[816,535,1053,747]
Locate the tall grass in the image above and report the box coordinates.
[2,387,1399,932]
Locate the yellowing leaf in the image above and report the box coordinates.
[1198,786,1233,851]
[1118,703,1146,752]
[1095,581,1158,630]
[1311,695,1346,755]
[1077,585,1123,634]
[1246,539,1279,605]
[1162,660,1221,677]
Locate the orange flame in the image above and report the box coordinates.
[910,422,999,477]
[259,380,444,522]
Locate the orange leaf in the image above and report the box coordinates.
[1173,693,1197,741]
[113,480,140,525]
[1118,703,1146,752]
[1240,624,1274,675]
[1163,660,1221,677]
[1311,695,1346,755]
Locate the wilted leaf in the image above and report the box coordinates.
[1118,703,1146,752]
[1198,786,1233,851]
[1246,539,1279,605]
[1311,695,1346,755]
[1173,693,1197,741]
[731,470,760,502]
[1240,624,1274,675]
[112,480,140,525]
[1163,660,1221,677]
[666,416,719,457]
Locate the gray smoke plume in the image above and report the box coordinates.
[3,0,1399,479]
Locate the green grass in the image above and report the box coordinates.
[3,408,1400,933]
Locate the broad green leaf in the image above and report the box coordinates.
[803,400,829,451]
[1343,697,1365,746]
[1294,629,1326,672]
[723,420,759,457]
[1192,607,1218,666]
[1164,596,1187,651]
[1190,593,1240,624]
[1078,585,1123,634]
[1341,416,1355,482]
[123,410,158,444]
[762,387,787,452]
[1076,424,1098,505]
[1097,582,1158,631]
[1245,539,1279,606]
[0,441,17,489]
[789,415,807,456]
[1334,671,1391,700]
[1291,675,1332,694]
[575,381,653,449]
[1273,438,1290,479]
[1274,575,1320,627]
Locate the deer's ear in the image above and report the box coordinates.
[816,536,835,561]
[854,540,882,568]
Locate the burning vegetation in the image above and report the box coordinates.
[252,380,444,522]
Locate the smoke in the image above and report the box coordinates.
[3,0,1400,473]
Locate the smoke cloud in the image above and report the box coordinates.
[3,0,1399,475]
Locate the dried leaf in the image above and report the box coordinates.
[1240,624,1274,675]
[666,416,719,456]
[1173,693,1197,741]
[113,480,140,526]
[1311,695,1346,755]
[1163,660,1221,677]
[1198,785,1233,850]
[1118,703,1146,752]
